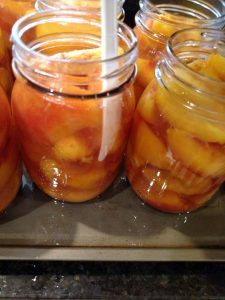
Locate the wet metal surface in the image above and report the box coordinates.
[0,172,224,261]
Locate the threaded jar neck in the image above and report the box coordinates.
[156,28,225,121]
[35,0,126,21]
[11,10,137,97]
[136,0,225,43]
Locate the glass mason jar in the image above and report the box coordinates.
[134,0,225,101]
[11,10,137,203]
[35,0,126,21]
[126,28,225,213]
[0,85,21,213]
[0,0,35,49]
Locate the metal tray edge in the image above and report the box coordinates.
[1,246,225,261]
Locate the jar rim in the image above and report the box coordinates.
[138,0,225,30]
[35,0,125,12]
[157,27,225,104]
[11,10,138,95]
[167,27,225,86]
[11,10,137,66]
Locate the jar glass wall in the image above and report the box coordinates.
[0,85,21,213]
[0,0,35,96]
[126,28,225,213]
[35,0,126,21]
[0,0,35,48]
[134,0,225,101]
[11,10,137,203]
[0,30,13,96]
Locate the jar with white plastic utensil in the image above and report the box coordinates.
[11,10,137,203]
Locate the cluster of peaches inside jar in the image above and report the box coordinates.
[126,47,225,212]
[125,0,225,213]
[133,0,225,100]
[0,0,224,215]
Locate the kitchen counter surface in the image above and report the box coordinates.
[1,261,225,299]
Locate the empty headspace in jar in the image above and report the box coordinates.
[139,0,225,29]
[156,28,225,121]
[35,0,125,9]
[11,11,137,95]
[35,0,126,21]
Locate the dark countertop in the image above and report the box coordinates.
[1,1,225,299]
[0,261,225,299]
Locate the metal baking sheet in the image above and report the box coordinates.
[0,171,225,261]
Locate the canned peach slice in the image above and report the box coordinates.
[0,163,21,213]
[0,67,13,95]
[34,46,123,95]
[131,172,190,213]
[66,168,109,190]
[150,20,175,37]
[0,138,20,191]
[136,58,155,89]
[40,159,67,187]
[21,138,51,165]
[53,135,93,163]
[48,113,102,145]
[170,160,218,188]
[0,29,6,61]
[44,185,104,203]
[52,46,124,61]
[137,82,159,125]
[0,127,9,155]
[12,81,102,144]
[142,166,212,196]
[131,118,172,170]
[189,189,219,207]
[189,58,220,81]
[167,127,225,177]
[204,54,225,81]
[156,87,225,144]
[133,82,144,103]
[150,13,187,37]
[134,25,164,55]
[39,158,110,201]
[0,90,10,151]
[146,190,191,213]
[0,1,35,40]
[40,158,111,188]
[52,47,102,60]
[188,57,221,81]
[36,22,99,39]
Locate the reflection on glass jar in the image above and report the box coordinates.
[134,0,225,102]
[126,28,225,213]
[35,0,126,21]
[11,10,137,203]
[0,85,21,213]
